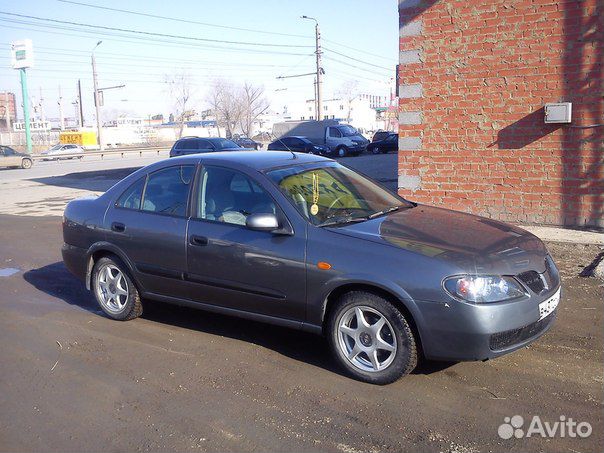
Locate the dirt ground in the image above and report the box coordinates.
[0,213,602,453]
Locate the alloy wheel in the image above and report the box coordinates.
[96,264,129,314]
[337,305,397,372]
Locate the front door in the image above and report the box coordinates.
[186,165,306,321]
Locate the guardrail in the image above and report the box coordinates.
[31,146,169,161]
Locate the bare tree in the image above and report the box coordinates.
[239,83,270,138]
[165,71,194,139]
[336,80,360,122]
[206,79,244,139]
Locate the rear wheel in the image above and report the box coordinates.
[328,291,417,384]
[92,256,142,321]
[21,158,32,169]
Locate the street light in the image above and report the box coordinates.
[91,40,103,150]
[301,15,323,121]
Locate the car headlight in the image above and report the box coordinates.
[443,275,527,303]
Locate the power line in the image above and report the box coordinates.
[0,21,314,57]
[323,47,393,71]
[323,55,393,77]
[322,38,394,62]
[0,11,314,48]
[57,0,313,39]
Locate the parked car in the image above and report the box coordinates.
[273,120,368,157]
[367,132,398,154]
[371,130,391,142]
[0,145,33,169]
[267,136,329,155]
[232,136,262,150]
[63,151,561,384]
[41,143,85,160]
[169,137,249,157]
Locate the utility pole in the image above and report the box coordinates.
[302,16,323,121]
[91,40,103,150]
[77,79,84,127]
[20,68,32,153]
[38,87,45,123]
[58,85,64,130]
[4,91,11,131]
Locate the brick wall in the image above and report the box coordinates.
[397,0,603,228]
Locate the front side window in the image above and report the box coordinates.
[212,138,240,150]
[141,166,195,216]
[180,140,198,150]
[267,163,412,226]
[196,166,276,226]
[328,128,342,138]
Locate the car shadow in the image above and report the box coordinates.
[24,261,455,379]
[29,167,142,191]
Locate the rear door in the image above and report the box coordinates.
[105,164,195,299]
[185,165,307,321]
[2,147,21,166]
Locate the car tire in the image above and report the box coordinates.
[336,146,348,158]
[327,291,417,384]
[92,256,143,321]
[371,146,380,155]
[21,158,32,169]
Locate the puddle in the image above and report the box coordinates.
[0,267,20,277]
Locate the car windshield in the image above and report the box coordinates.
[49,145,63,150]
[267,162,414,226]
[213,139,241,149]
[337,125,358,137]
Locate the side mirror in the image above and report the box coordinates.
[246,213,280,232]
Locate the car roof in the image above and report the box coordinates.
[177,137,234,143]
[169,151,330,171]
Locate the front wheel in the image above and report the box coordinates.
[21,158,32,169]
[92,256,143,321]
[371,146,380,155]
[328,291,417,384]
[336,146,348,158]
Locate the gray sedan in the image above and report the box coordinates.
[62,152,561,384]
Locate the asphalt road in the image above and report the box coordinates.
[0,152,602,452]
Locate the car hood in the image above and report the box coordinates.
[328,205,548,275]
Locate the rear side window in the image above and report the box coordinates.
[116,177,146,210]
[180,140,198,150]
[141,165,195,216]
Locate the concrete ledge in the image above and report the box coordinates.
[399,111,423,125]
[398,83,423,99]
[399,20,423,37]
[399,49,422,65]
[398,174,421,191]
[399,0,422,9]
[399,136,422,150]
[520,225,604,245]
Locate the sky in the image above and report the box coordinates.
[0,0,398,124]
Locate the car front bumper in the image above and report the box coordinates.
[414,286,561,361]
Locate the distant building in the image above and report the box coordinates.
[283,97,379,133]
[0,91,17,131]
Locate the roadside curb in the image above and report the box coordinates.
[521,225,603,246]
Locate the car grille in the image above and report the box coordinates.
[518,270,546,293]
[489,311,556,351]
[517,255,559,295]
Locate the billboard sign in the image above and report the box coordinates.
[11,39,34,69]
[13,121,50,132]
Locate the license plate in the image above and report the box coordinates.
[538,288,560,320]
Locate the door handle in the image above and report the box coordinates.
[190,235,209,246]
[111,222,126,233]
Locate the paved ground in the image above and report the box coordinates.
[0,152,602,452]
